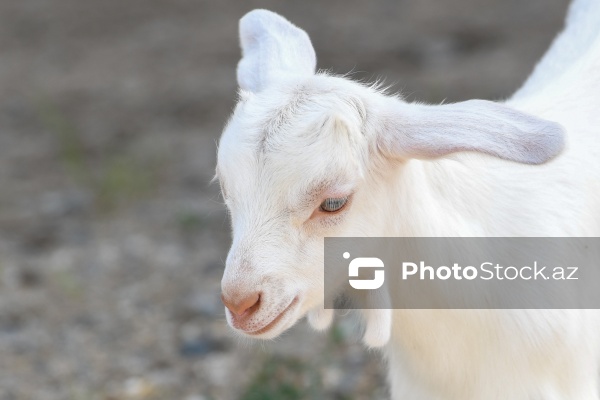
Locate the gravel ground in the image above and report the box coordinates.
[0,0,569,399]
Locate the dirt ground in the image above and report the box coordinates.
[0,0,569,399]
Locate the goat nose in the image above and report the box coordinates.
[221,292,260,316]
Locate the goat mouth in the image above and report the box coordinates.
[246,296,299,336]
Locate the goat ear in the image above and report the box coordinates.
[378,99,566,164]
[237,9,316,93]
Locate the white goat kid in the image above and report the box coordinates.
[216,2,600,399]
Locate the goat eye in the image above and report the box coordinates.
[320,197,348,213]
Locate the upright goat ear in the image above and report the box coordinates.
[237,9,316,93]
[379,99,566,165]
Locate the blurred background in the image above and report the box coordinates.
[0,0,569,399]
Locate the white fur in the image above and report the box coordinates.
[217,2,600,399]
[237,9,316,93]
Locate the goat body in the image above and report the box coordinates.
[216,1,600,399]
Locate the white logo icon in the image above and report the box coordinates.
[345,252,385,290]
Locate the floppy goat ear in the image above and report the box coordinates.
[237,9,317,93]
[378,99,566,164]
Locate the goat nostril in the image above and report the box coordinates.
[221,292,260,317]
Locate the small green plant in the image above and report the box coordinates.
[241,355,324,400]
[51,269,84,299]
[94,155,157,210]
[37,98,161,212]
[176,211,208,233]
[37,98,91,185]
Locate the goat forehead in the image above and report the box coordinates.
[221,139,361,203]
[236,78,366,150]
[220,116,335,177]
[219,76,367,201]
[248,95,331,153]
